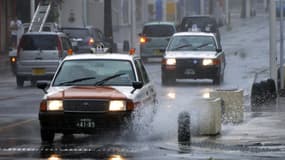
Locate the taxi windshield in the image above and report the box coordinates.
[167,35,217,51]
[53,59,135,86]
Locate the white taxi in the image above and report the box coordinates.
[37,53,157,143]
[161,32,226,85]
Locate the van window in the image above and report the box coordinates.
[181,17,218,32]
[143,25,175,37]
[61,28,90,39]
[20,35,57,50]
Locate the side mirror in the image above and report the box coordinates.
[216,48,222,52]
[37,82,49,94]
[138,33,142,37]
[159,49,166,53]
[131,81,143,94]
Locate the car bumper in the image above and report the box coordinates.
[140,47,165,58]
[39,111,132,133]
[162,64,219,79]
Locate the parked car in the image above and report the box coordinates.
[139,21,176,62]
[179,15,221,47]
[60,26,112,53]
[161,32,226,85]
[37,53,157,143]
[15,32,73,87]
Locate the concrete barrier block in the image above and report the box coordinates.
[210,88,244,123]
[197,98,222,135]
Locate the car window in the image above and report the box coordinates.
[53,60,135,86]
[20,35,57,50]
[181,17,218,32]
[167,35,217,51]
[134,59,149,84]
[142,25,175,37]
[61,28,90,38]
[62,37,72,50]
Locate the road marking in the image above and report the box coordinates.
[0,119,35,132]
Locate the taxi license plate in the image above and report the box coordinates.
[76,119,95,128]
[184,69,195,75]
[154,49,162,55]
[32,68,45,75]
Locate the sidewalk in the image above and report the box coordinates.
[197,12,285,154]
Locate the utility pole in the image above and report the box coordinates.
[200,0,205,15]
[209,0,214,15]
[130,0,136,49]
[269,0,278,88]
[30,0,35,21]
[104,0,113,46]
[280,0,284,89]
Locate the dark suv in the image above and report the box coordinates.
[16,32,73,87]
[180,15,221,47]
[60,26,112,53]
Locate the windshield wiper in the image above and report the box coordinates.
[192,43,212,50]
[57,77,96,86]
[94,73,126,86]
[171,44,193,50]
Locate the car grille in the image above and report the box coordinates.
[64,99,109,113]
[176,58,202,68]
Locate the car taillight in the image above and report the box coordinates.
[40,100,47,112]
[57,37,63,57]
[88,38,95,46]
[140,37,147,44]
[10,57,17,63]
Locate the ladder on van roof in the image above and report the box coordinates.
[28,0,53,32]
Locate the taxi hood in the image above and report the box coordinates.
[165,51,218,59]
[46,86,129,100]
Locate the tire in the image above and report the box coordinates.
[161,72,175,86]
[31,80,37,87]
[16,76,24,88]
[213,75,221,85]
[213,68,223,85]
[178,111,191,146]
[41,128,55,144]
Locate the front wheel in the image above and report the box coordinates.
[41,128,55,144]
[16,76,24,88]
[213,69,224,85]
[161,72,175,85]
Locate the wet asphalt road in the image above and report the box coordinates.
[2,13,285,159]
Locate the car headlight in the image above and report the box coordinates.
[166,58,176,65]
[109,100,126,111]
[47,100,63,111]
[203,59,214,66]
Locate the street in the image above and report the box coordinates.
[1,12,285,160]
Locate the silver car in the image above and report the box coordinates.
[15,32,73,87]
[139,22,176,62]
